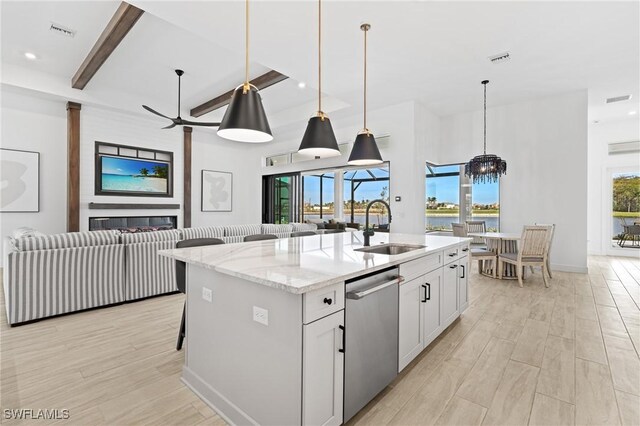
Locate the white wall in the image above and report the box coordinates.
[587,118,640,255]
[257,101,441,235]
[190,130,262,227]
[79,106,184,230]
[1,89,67,263]
[438,91,589,272]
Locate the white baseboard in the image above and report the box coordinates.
[550,263,589,274]
[182,366,258,426]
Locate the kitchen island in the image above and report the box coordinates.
[160,232,471,425]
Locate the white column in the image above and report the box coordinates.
[334,172,344,221]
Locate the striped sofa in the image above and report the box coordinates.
[4,230,124,325]
[3,223,319,325]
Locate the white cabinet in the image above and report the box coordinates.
[303,310,344,426]
[398,276,424,371]
[398,268,442,371]
[458,255,469,312]
[422,268,442,347]
[441,263,460,328]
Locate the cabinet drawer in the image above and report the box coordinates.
[303,282,345,324]
[400,252,443,281]
[444,247,459,265]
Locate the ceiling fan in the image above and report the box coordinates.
[143,69,220,129]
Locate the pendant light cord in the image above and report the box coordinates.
[318,0,322,114]
[245,0,250,89]
[363,25,368,131]
[483,80,488,155]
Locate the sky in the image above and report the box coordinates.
[303,175,389,204]
[102,157,168,176]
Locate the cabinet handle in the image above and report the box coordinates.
[421,284,427,302]
[338,325,345,353]
[462,247,469,252]
[449,264,458,269]
[323,297,333,305]
[426,283,431,301]
[460,265,465,279]
[448,252,456,257]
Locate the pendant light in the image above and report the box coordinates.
[217,0,273,143]
[464,80,507,183]
[348,23,383,166]
[297,0,340,158]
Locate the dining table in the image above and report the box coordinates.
[468,232,521,280]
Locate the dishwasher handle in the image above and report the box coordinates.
[346,276,404,300]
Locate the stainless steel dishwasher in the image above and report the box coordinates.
[344,266,402,422]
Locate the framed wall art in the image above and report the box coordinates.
[0,148,40,212]
[201,170,232,212]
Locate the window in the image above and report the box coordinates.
[302,172,335,221]
[262,173,301,224]
[344,166,390,227]
[426,163,500,232]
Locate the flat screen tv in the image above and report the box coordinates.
[96,154,173,197]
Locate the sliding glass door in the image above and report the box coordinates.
[610,170,640,249]
[262,173,301,224]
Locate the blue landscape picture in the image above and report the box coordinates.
[101,156,169,194]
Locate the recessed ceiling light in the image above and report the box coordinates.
[24,52,37,60]
[629,111,637,116]
[298,82,306,89]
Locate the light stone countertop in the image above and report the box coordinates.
[159,232,471,294]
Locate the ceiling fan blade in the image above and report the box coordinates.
[162,123,177,129]
[143,105,172,120]
[181,119,221,127]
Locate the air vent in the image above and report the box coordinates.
[606,95,632,104]
[608,141,640,155]
[49,22,75,38]
[488,52,510,63]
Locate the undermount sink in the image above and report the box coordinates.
[354,243,426,255]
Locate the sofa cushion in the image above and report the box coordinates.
[181,226,225,240]
[261,224,293,235]
[120,229,181,244]
[224,224,262,237]
[13,230,120,252]
[291,223,318,232]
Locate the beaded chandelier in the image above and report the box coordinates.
[464,80,507,184]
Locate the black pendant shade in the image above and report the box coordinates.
[464,154,507,184]
[464,80,507,184]
[347,132,383,165]
[298,116,340,157]
[217,85,273,143]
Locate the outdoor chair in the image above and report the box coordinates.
[619,224,640,247]
[498,225,552,288]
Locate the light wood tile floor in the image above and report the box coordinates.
[1,255,639,425]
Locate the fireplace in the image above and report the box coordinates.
[89,216,177,233]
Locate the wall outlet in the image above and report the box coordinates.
[253,306,269,326]
[202,287,213,303]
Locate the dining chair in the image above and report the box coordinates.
[532,223,555,279]
[244,234,278,242]
[453,222,496,277]
[291,231,317,237]
[451,223,467,237]
[498,225,551,288]
[465,220,487,249]
[175,237,225,350]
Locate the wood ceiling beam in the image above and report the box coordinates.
[190,70,288,118]
[71,2,144,90]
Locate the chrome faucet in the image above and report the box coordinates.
[363,199,392,246]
